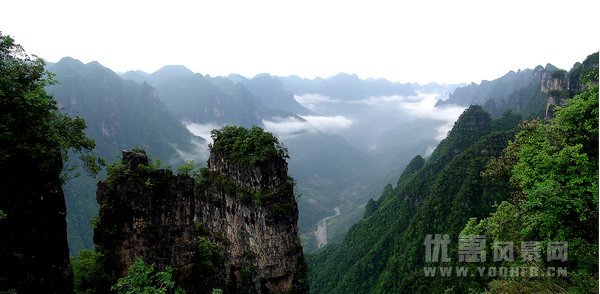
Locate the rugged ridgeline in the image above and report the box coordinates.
[436,53,598,119]
[94,127,307,293]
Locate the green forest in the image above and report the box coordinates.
[308,53,598,293]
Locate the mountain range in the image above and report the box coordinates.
[44,52,596,258]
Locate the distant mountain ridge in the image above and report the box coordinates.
[46,57,205,254]
[278,73,417,100]
[435,54,599,119]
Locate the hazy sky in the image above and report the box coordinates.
[2,0,598,84]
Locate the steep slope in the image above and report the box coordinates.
[46,58,205,254]
[459,59,599,293]
[308,106,521,293]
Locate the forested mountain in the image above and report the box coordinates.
[308,53,598,293]
[308,105,521,292]
[46,58,205,254]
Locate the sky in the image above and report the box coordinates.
[1,0,598,84]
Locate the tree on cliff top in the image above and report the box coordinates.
[209,125,288,167]
[0,32,102,177]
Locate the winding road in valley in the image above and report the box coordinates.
[314,207,341,249]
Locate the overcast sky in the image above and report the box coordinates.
[1,0,598,84]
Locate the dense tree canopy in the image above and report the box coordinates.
[308,63,598,292]
[209,125,288,167]
[0,33,102,177]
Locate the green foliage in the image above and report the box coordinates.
[240,265,255,284]
[111,258,182,294]
[209,125,287,167]
[363,199,379,218]
[176,160,196,176]
[463,85,599,292]
[311,78,599,292]
[0,210,5,221]
[104,152,164,187]
[71,250,107,294]
[0,33,102,178]
[195,236,224,273]
[308,106,518,293]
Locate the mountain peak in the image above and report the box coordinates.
[151,65,194,79]
[55,56,84,67]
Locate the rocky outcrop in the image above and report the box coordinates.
[198,148,308,293]
[94,149,197,291]
[95,145,308,293]
[541,69,570,118]
[0,153,73,293]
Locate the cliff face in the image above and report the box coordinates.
[541,69,570,118]
[94,149,198,291]
[95,144,307,293]
[0,153,73,293]
[197,149,307,293]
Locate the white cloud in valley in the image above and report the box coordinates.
[185,122,222,144]
[294,94,340,110]
[262,115,353,138]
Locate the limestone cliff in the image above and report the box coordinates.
[540,67,570,118]
[94,127,308,293]
[197,139,307,293]
[540,52,598,119]
[94,149,198,292]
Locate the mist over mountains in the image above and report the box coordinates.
[2,27,597,292]
[43,56,466,253]
[43,52,593,255]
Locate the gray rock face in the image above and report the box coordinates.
[541,70,570,118]
[95,150,197,291]
[198,150,307,293]
[95,149,307,293]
